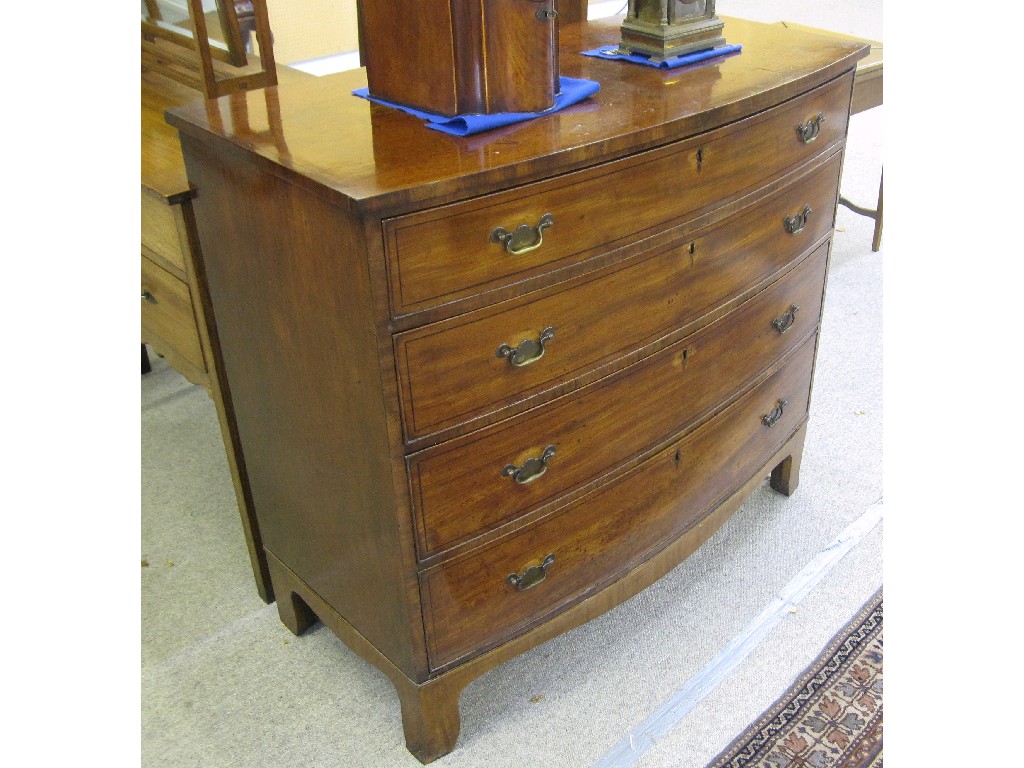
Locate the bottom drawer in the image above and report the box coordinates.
[421,333,818,670]
[141,255,206,373]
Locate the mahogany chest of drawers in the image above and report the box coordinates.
[167,16,866,763]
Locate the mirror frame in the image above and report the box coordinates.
[142,0,277,99]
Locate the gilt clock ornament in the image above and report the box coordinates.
[617,0,728,62]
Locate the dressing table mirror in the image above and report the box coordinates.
[141,0,277,98]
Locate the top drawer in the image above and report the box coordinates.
[141,191,188,273]
[383,73,852,317]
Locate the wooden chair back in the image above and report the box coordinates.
[142,0,277,99]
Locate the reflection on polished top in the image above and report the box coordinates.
[143,63,310,202]
[166,17,865,216]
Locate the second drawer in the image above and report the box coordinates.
[408,241,829,559]
[141,255,206,373]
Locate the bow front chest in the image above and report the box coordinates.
[167,17,866,763]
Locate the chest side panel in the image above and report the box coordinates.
[180,135,422,676]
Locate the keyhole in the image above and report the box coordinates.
[674,448,682,467]
[696,146,704,172]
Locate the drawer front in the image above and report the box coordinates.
[409,242,828,558]
[141,255,206,372]
[396,154,841,441]
[421,334,817,669]
[384,74,850,315]
[141,192,188,273]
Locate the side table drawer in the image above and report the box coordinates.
[396,153,842,441]
[141,255,206,373]
[384,73,851,316]
[409,242,829,558]
[141,192,188,273]
[421,333,817,670]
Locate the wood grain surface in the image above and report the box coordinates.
[167,17,866,215]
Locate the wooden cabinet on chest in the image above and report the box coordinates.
[166,16,866,763]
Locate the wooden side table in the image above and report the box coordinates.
[142,64,309,602]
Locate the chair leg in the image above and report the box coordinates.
[837,168,883,253]
[870,171,883,252]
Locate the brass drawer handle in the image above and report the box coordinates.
[142,290,158,304]
[503,445,556,484]
[796,112,826,143]
[762,399,788,428]
[490,213,554,256]
[496,327,555,368]
[772,305,799,335]
[784,205,812,234]
[507,553,556,591]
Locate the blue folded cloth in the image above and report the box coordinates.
[581,43,742,69]
[352,76,601,137]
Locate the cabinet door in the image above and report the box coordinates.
[482,0,558,113]
[362,0,460,115]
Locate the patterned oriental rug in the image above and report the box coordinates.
[707,590,883,768]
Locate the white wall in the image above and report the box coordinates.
[265,0,359,64]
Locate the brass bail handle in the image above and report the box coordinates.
[762,399,788,428]
[506,553,556,591]
[490,213,554,256]
[497,327,556,368]
[784,205,812,234]
[796,112,826,143]
[503,445,557,484]
[772,305,799,335]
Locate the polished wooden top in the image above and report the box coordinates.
[142,63,309,203]
[777,21,881,114]
[167,16,867,215]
